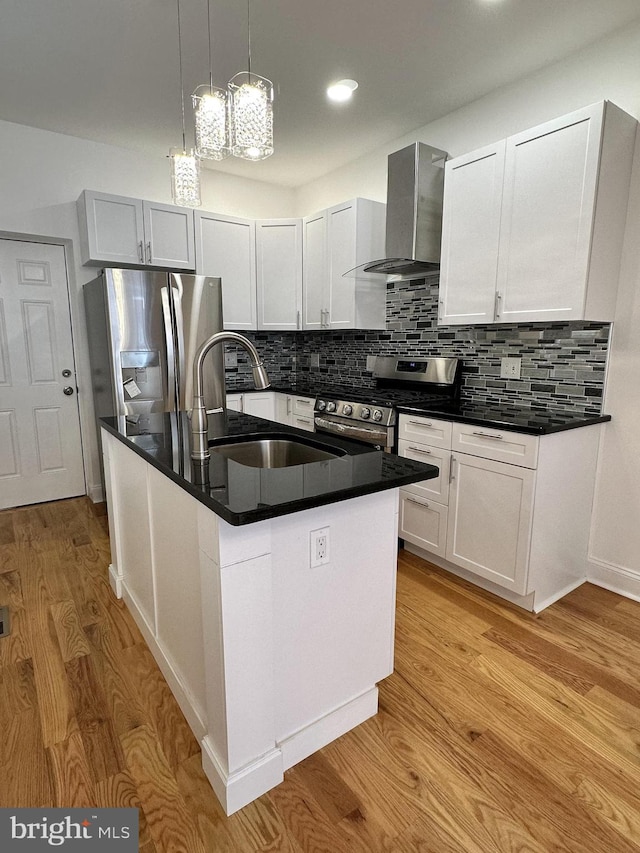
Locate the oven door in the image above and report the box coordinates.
[314,414,393,451]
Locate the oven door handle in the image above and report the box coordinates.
[315,416,388,445]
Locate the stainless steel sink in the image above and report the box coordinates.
[209,438,344,468]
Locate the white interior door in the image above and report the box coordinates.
[0,239,85,509]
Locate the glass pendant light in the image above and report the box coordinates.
[170,0,202,206]
[192,0,230,160]
[228,1,274,161]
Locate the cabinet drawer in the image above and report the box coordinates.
[226,393,243,412]
[292,396,315,416]
[452,423,538,468]
[291,414,315,432]
[399,491,448,558]
[398,415,452,449]
[398,440,450,504]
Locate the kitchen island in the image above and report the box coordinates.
[100,410,437,814]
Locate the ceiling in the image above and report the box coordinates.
[2,0,640,188]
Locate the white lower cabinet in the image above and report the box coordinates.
[446,452,534,594]
[226,391,315,432]
[399,493,448,558]
[398,413,602,611]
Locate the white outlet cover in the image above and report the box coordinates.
[500,357,522,379]
[310,526,330,568]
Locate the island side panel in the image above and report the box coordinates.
[269,489,400,768]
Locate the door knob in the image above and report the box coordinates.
[63,386,75,396]
[62,368,72,377]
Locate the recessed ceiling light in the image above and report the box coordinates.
[327,79,359,103]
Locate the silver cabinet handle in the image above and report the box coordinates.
[286,397,291,415]
[409,420,432,428]
[406,497,430,509]
[449,456,456,482]
[146,241,152,264]
[296,310,301,329]
[438,299,444,321]
[494,290,502,319]
[472,431,503,440]
[408,446,432,455]
[138,241,144,263]
[297,398,311,407]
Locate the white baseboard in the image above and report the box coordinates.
[279,686,379,771]
[88,482,105,504]
[201,738,283,816]
[108,563,122,598]
[587,557,640,603]
[533,577,585,613]
[200,686,378,815]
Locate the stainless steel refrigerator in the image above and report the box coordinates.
[84,268,225,439]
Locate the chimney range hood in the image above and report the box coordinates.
[346,141,448,280]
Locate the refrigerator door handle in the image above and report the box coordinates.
[161,285,178,411]
[171,280,186,409]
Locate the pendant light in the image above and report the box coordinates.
[169,0,201,207]
[192,0,230,160]
[228,0,274,161]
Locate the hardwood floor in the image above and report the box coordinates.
[1,497,640,851]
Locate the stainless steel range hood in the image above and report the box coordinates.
[346,141,448,280]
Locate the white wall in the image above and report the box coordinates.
[295,20,640,215]
[0,118,296,499]
[295,19,640,594]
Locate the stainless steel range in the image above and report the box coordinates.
[314,356,461,451]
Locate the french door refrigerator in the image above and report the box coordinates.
[84,268,225,440]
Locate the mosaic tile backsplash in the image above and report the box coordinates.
[224,276,609,416]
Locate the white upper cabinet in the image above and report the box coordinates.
[439,142,505,325]
[195,211,257,330]
[142,200,196,269]
[77,190,195,270]
[303,198,386,330]
[302,211,327,330]
[439,101,637,325]
[256,219,303,331]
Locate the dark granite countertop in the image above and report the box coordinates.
[395,401,611,434]
[229,384,610,435]
[100,410,438,526]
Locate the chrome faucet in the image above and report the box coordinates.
[191,332,270,460]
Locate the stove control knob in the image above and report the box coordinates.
[372,409,383,422]
[361,407,371,420]
[326,401,337,413]
[343,404,353,416]
[316,400,326,411]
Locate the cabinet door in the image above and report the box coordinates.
[291,414,315,433]
[256,219,302,331]
[143,201,195,270]
[398,440,450,504]
[446,453,535,594]
[399,492,448,558]
[196,212,257,330]
[496,103,604,323]
[242,392,276,420]
[302,212,327,330]
[274,393,292,425]
[326,201,357,329]
[79,190,145,266]
[439,143,505,325]
[225,393,243,412]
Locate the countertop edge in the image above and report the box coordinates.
[395,406,611,435]
[99,417,438,526]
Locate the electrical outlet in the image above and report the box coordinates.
[500,357,522,379]
[310,526,330,568]
[366,355,377,372]
[310,353,320,368]
[224,351,237,368]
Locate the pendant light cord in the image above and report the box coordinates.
[207,0,213,92]
[177,0,186,152]
[247,0,252,81]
